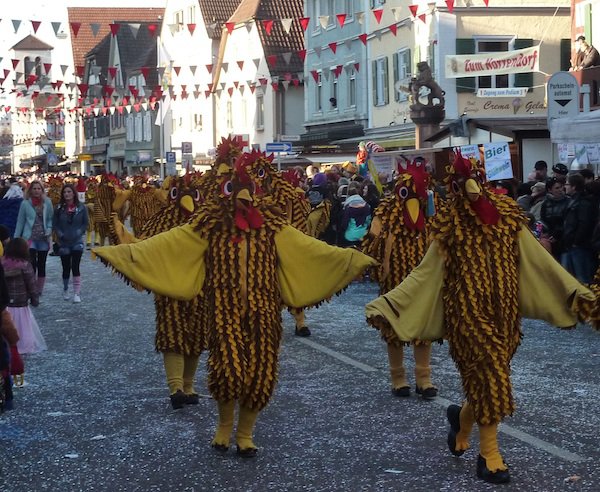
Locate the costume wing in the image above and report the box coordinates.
[518,228,595,327]
[92,224,207,301]
[275,225,376,308]
[365,241,445,342]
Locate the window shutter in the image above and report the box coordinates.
[514,38,533,91]
[455,38,475,93]
[393,53,399,102]
[584,4,592,42]
[372,60,377,105]
[384,57,389,104]
[560,38,572,71]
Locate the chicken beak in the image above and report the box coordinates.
[180,194,194,213]
[405,198,421,225]
[465,178,481,202]
[236,188,252,203]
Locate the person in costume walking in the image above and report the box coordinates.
[362,160,437,399]
[53,184,89,303]
[14,181,53,295]
[94,150,375,457]
[366,151,597,484]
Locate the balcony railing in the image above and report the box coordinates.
[572,66,600,109]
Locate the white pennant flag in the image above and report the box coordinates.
[319,16,329,29]
[129,23,141,39]
[391,8,402,22]
[281,18,293,34]
[356,12,365,25]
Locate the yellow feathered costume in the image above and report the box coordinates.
[362,161,438,398]
[94,153,375,457]
[365,152,596,484]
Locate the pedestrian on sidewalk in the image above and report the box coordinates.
[1,238,45,355]
[53,184,88,303]
[14,181,53,295]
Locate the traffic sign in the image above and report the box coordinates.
[266,142,293,153]
[547,71,579,124]
[280,134,300,142]
[181,141,193,154]
[166,151,176,164]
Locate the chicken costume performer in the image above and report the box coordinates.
[245,152,314,336]
[116,176,167,237]
[362,160,437,399]
[93,173,126,246]
[110,172,205,409]
[94,152,375,456]
[366,152,596,484]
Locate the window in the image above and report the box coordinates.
[226,101,233,130]
[341,0,354,21]
[315,71,323,112]
[34,57,42,78]
[475,37,514,89]
[394,49,411,102]
[348,66,357,107]
[24,57,34,75]
[329,72,338,110]
[174,10,184,32]
[256,94,265,130]
[314,0,334,31]
[188,5,196,24]
[134,114,143,142]
[193,113,202,131]
[143,112,152,142]
[370,0,385,7]
[373,57,389,106]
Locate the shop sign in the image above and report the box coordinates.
[477,88,528,98]
[446,45,540,78]
[483,142,513,181]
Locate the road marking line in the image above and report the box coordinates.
[296,338,587,463]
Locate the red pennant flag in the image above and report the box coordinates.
[75,65,84,78]
[31,21,41,34]
[336,14,347,28]
[104,86,114,97]
[354,63,360,72]
[409,5,419,17]
[483,0,490,5]
[109,23,121,37]
[271,83,279,92]
[55,80,63,90]
[233,81,239,88]
[418,13,427,23]
[266,55,278,67]
[70,22,81,37]
[133,103,141,112]
[310,70,319,83]
[237,60,244,70]
[373,9,384,24]
[187,24,196,35]
[117,106,124,115]
[292,79,300,87]
[225,22,235,34]
[328,42,337,54]
[389,24,398,36]
[43,63,52,74]
[4,107,10,113]
[205,90,212,98]
[299,17,310,31]
[102,107,108,116]
[12,59,20,69]
[297,49,307,62]
[173,66,181,76]
[259,78,268,86]
[122,96,130,106]
[141,67,150,79]
[206,64,213,74]
[227,87,234,97]
[108,67,117,79]
[445,0,455,13]
[3,69,9,78]
[358,33,367,46]
[207,83,214,92]
[147,24,158,36]
[32,91,39,99]
[263,20,274,35]
[77,83,89,96]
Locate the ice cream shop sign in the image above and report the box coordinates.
[461,97,546,116]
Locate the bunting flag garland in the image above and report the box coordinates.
[12,20,21,34]
[389,24,398,36]
[206,64,213,74]
[263,20,274,35]
[409,5,419,17]
[356,12,365,25]
[373,9,384,24]
[310,70,319,83]
[328,42,337,54]
[31,21,41,34]
[109,23,121,37]
[319,16,329,29]
[44,63,52,74]
[281,18,293,34]
[358,33,368,46]
[297,49,307,62]
[147,24,158,36]
[90,23,101,37]
[337,14,347,28]
[445,0,455,13]
[187,23,196,35]
[299,17,310,31]
[51,21,62,36]
[484,0,490,5]
[225,22,235,34]
[418,13,427,24]
[190,66,197,75]
[237,61,244,70]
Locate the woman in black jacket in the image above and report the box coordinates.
[540,177,570,260]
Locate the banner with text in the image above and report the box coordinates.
[483,142,513,181]
[445,45,540,78]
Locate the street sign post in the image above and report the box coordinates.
[165,151,176,175]
[265,142,293,153]
[547,72,580,125]
[181,141,193,154]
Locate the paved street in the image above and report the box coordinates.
[1,252,599,491]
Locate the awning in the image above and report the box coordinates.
[550,110,600,144]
